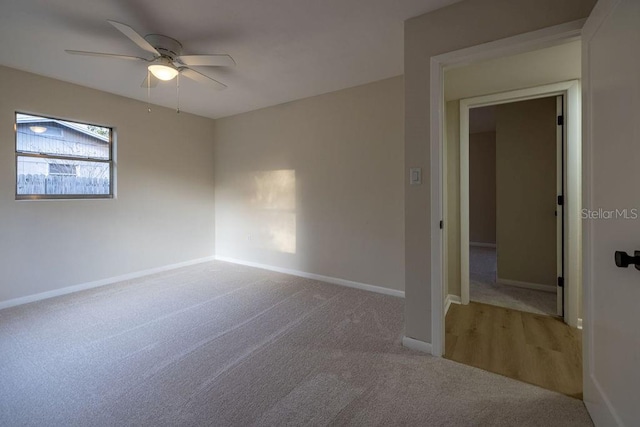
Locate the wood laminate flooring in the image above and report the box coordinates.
[445,301,582,399]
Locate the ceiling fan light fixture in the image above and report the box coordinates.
[148,60,179,81]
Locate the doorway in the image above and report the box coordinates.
[427,22,587,361]
[438,48,583,395]
[464,96,561,317]
[455,81,581,328]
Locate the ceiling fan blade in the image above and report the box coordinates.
[177,54,236,67]
[107,20,159,57]
[141,73,159,88]
[180,68,227,90]
[65,50,149,61]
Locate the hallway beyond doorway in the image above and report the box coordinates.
[470,246,556,316]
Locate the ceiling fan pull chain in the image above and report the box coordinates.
[176,73,181,114]
[147,69,152,113]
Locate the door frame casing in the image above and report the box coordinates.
[458,81,580,327]
[556,95,565,318]
[429,19,584,357]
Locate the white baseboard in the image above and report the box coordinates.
[215,256,405,298]
[445,294,461,314]
[497,277,556,293]
[0,256,216,310]
[577,318,583,330]
[402,336,433,354]
[470,242,497,248]
[584,374,623,427]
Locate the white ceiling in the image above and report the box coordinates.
[0,0,461,119]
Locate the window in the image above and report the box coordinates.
[15,113,113,199]
[48,164,77,176]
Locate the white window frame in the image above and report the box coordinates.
[14,112,114,200]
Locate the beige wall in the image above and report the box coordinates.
[0,66,216,304]
[445,41,581,101]
[470,131,497,245]
[404,0,595,342]
[496,97,557,287]
[214,76,405,291]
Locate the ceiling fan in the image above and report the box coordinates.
[66,20,234,90]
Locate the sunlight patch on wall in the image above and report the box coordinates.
[251,170,296,254]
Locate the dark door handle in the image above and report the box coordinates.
[614,251,640,270]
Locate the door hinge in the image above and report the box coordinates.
[558,277,564,288]
[557,195,564,206]
[557,115,564,126]
[439,220,443,229]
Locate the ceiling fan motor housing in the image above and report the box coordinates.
[144,34,183,60]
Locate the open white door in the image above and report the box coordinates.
[583,0,640,425]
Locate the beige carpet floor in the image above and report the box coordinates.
[0,260,592,426]
[470,246,558,316]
